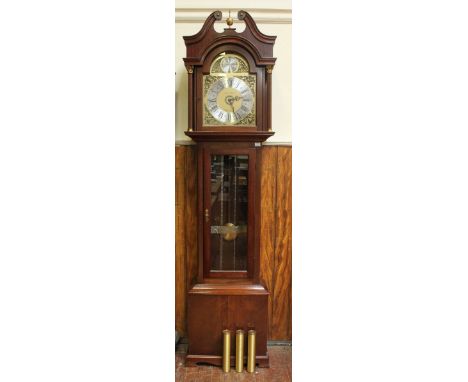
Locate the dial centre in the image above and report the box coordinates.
[225,95,243,106]
[217,88,243,113]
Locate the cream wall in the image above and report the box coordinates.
[175,1,292,144]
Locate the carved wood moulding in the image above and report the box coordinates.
[183,10,277,67]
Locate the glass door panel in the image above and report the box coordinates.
[210,154,248,272]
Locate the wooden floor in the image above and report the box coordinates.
[175,344,292,382]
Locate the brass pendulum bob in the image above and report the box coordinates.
[247,330,256,373]
[222,329,231,373]
[235,329,245,372]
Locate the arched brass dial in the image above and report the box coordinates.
[203,52,256,126]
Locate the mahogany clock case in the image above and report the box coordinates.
[182,10,278,368]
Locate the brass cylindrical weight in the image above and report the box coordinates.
[235,329,245,373]
[247,330,256,373]
[222,330,231,373]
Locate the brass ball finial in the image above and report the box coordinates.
[226,10,234,27]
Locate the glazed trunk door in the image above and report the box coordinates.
[203,148,256,279]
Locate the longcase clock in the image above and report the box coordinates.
[183,10,276,367]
